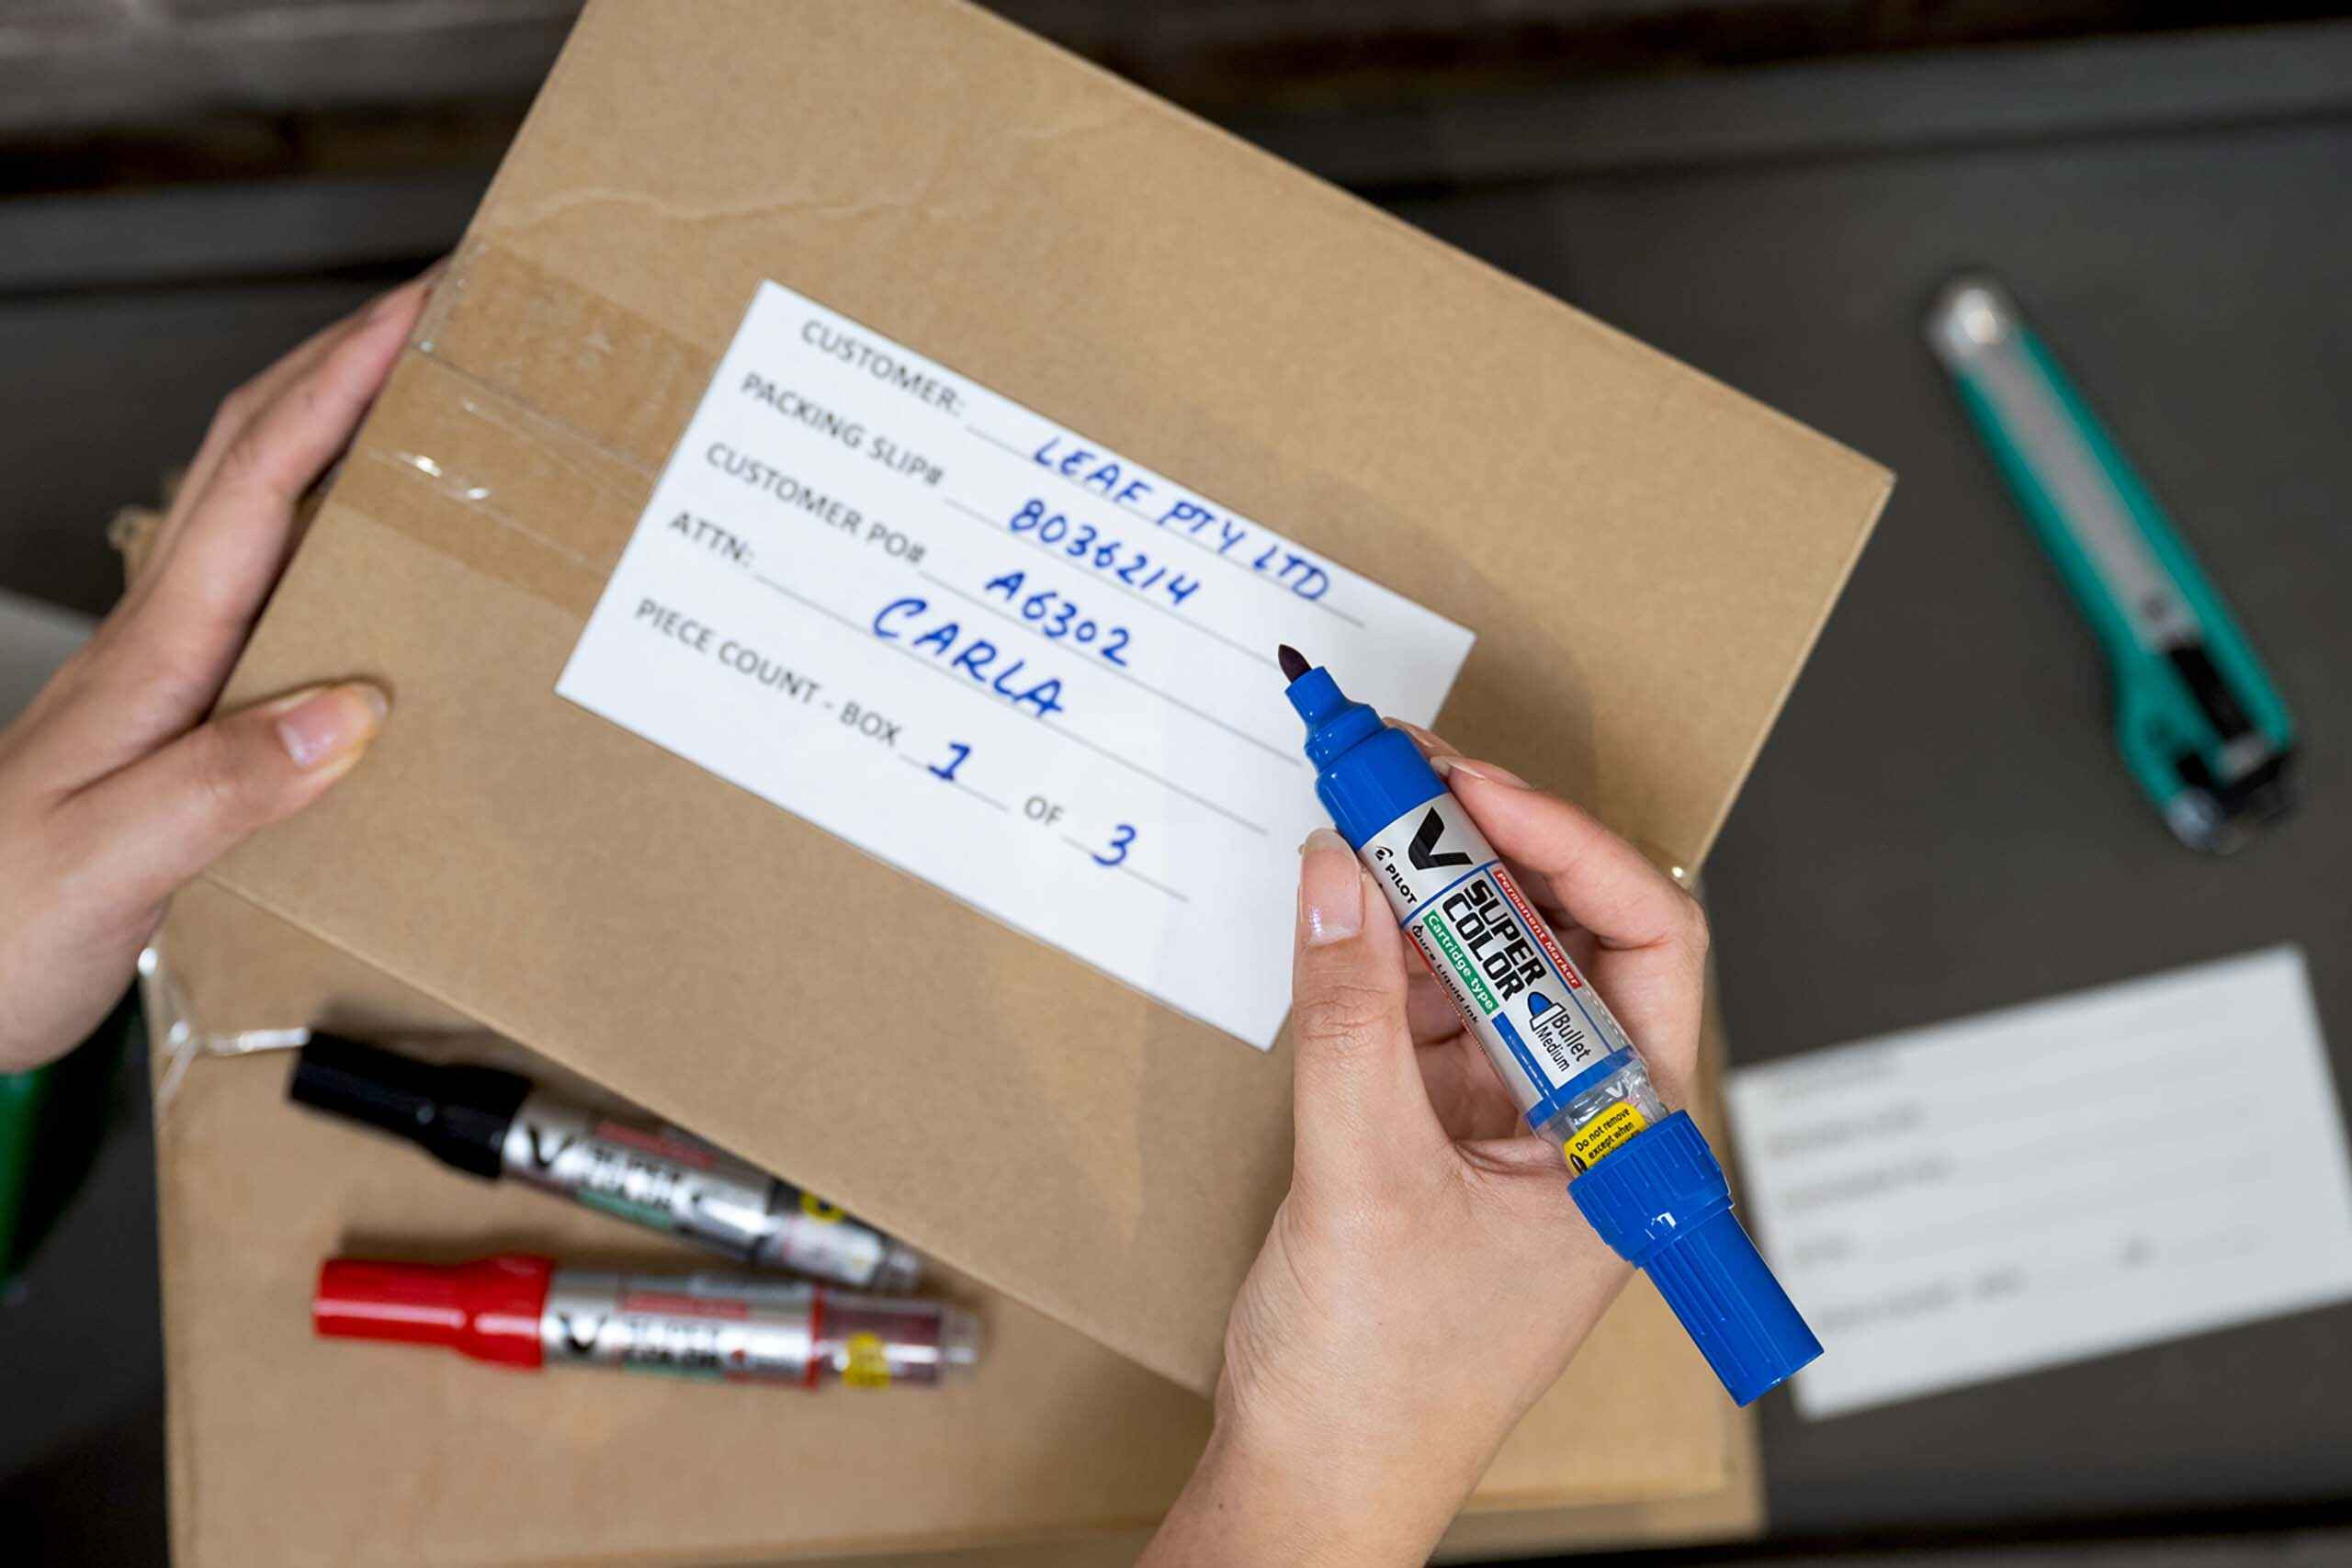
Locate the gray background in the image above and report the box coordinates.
[1363,85,2352,1535]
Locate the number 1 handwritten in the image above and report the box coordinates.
[929,741,972,783]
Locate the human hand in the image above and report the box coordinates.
[1142,740,1709,1568]
[0,269,436,1072]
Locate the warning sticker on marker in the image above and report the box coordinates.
[558,281,1475,1050]
[1566,1102,1648,1172]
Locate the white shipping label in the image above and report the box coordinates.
[1727,946,2352,1418]
[558,282,1475,1049]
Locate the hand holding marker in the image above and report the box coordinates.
[295,660,1807,1404]
[1278,647,1819,1404]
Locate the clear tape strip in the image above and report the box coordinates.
[140,943,311,1117]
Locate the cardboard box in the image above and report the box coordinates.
[201,0,1887,1398]
[151,877,1759,1566]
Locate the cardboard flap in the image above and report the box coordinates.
[209,0,1889,1393]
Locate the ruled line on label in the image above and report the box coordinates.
[913,568,1297,765]
[752,571,1268,840]
[940,496,1276,669]
[897,751,1010,813]
[1062,835,1192,903]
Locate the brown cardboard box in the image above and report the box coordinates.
[202,0,1888,1399]
[151,878,1759,1566]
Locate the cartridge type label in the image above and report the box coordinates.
[1362,795,1633,1112]
[556,281,1475,1051]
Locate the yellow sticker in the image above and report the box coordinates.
[798,1190,846,1224]
[1565,1102,1648,1173]
[842,1331,893,1389]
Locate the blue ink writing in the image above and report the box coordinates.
[930,740,972,782]
[1033,436,1155,509]
[1155,499,1331,601]
[1094,824,1137,868]
[1007,499,1200,609]
[872,597,1068,718]
[982,570,1132,665]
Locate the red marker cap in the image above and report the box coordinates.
[313,1253,554,1369]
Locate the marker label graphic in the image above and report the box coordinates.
[314,1255,981,1389]
[288,1035,922,1290]
[503,1093,893,1285]
[1363,793,1629,1106]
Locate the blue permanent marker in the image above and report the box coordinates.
[1279,646,1821,1404]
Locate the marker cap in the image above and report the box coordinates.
[313,1254,553,1369]
[1281,660,1445,848]
[1569,1111,1823,1406]
[288,1032,531,1179]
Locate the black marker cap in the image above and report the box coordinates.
[288,1033,533,1180]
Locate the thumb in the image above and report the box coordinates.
[63,682,388,914]
[1289,828,1445,1179]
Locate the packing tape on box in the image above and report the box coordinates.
[343,241,1476,640]
[419,243,718,478]
[323,243,711,618]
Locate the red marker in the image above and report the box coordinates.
[313,1254,980,1388]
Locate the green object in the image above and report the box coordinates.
[0,1065,54,1279]
[1927,276,2295,852]
[0,988,134,1286]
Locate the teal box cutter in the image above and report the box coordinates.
[1926,276,2294,852]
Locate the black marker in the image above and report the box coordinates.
[288,1034,922,1291]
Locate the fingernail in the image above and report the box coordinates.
[1392,720,1459,758]
[1432,753,1530,788]
[364,264,440,321]
[271,682,390,771]
[352,682,391,722]
[1298,828,1363,946]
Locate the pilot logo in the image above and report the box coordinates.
[1408,807,1472,870]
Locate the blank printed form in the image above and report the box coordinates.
[1727,947,2352,1416]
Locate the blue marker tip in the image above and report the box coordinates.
[1278,652,1444,843]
